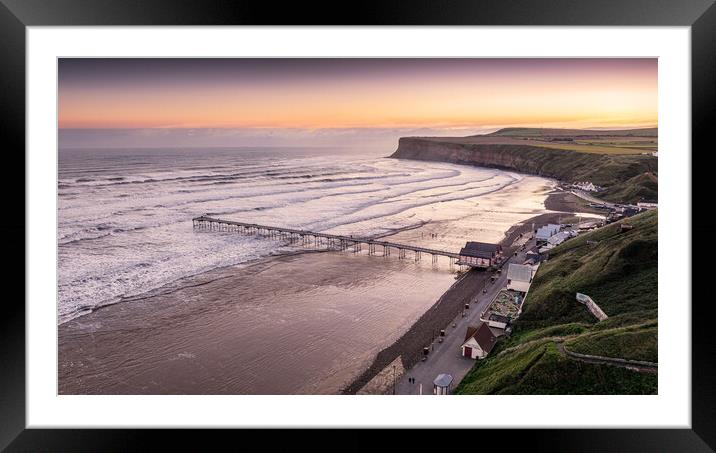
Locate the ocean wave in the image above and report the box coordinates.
[57,151,541,324]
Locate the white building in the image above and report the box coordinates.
[547,231,572,247]
[460,322,498,359]
[506,263,535,293]
[535,224,561,244]
[573,181,600,192]
[637,202,658,209]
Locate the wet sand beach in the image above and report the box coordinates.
[59,251,456,394]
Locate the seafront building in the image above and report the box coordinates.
[535,224,561,244]
[457,242,503,267]
[460,323,498,359]
[506,263,535,293]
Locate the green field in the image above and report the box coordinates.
[489,127,657,138]
[489,128,658,155]
[600,172,658,203]
[456,210,658,395]
[531,142,650,155]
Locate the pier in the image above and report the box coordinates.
[192,216,465,267]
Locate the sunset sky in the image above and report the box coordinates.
[58,58,657,130]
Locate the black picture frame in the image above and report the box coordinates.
[2,0,714,450]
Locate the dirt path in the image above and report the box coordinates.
[555,341,658,374]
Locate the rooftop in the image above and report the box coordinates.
[536,224,561,239]
[463,322,498,354]
[459,248,495,259]
[506,263,534,283]
[460,241,502,258]
[433,373,454,387]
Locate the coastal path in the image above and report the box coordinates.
[570,189,616,209]
[555,341,658,374]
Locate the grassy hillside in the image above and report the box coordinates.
[566,324,657,362]
[600,172,658,203]
[517,209,657,329]
[456,210,658,395]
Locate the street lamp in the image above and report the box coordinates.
[392,365,396,395]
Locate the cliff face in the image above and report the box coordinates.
[391,138,568,175]
[390,137,658,203]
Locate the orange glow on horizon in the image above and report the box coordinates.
[58,59,658,130]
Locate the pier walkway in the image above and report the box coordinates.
[193,215,464,266]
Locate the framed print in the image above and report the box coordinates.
[3,0,716,450]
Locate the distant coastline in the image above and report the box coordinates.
[389,127,658,204]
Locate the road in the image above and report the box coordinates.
[570,189,615,209]
[394,236,535,395]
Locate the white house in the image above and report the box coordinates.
[573,181,601,192]
[547,231,572,247]
[535,224,561,244]
[460,322,498,359]
[506,263,535,293]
